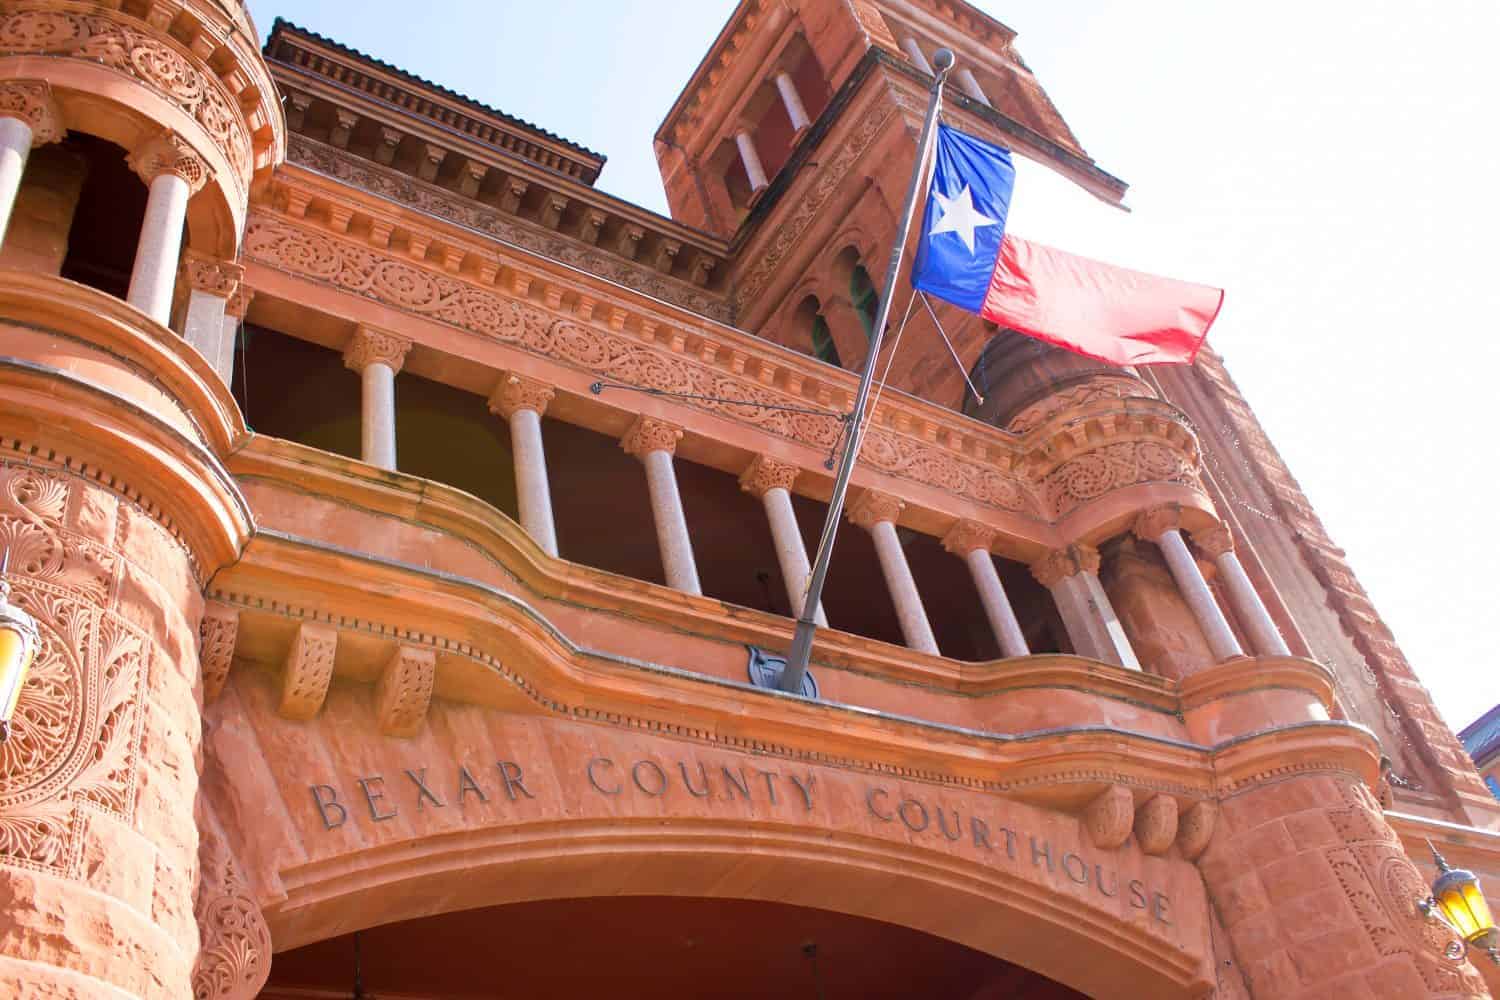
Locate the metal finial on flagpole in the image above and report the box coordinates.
[776,50,955,694]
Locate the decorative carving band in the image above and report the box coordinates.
[1133,503,1182,543]
[241,214,1035,516]
[1192,523,1234,559]
[181,251,244,298]
[199,602,238,704]
[738,455,799,498]
[0,7,252,190]
[0,79,63,145]
[620,415,683,458]
[1133,794,1178,855]
[342,326,411,375]
[128,131,208,193]
[278,622,337,721]
[374,645,436,739]
[1005,375,1152,435]
[1040,442,1198,520]
[487,372,554,419]
[225,287,255,321]
[1084,784,1134,849]
[1030,544,1100,589]
[847,489,904,530]
[941,519,995,557]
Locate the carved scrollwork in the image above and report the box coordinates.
[342,326,411,375]
[0,6,251,190]
[0,79,63,144]
[847,490,903,530]
[620,415,683,458]
[1040,441,1198,519]
[487,372,555,419]
[737,456,799,499]
[192,816,271,1000]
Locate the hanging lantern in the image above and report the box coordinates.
[1421,842,1500,965]
[0,551,38,743]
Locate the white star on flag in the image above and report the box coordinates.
[929,184,999,254]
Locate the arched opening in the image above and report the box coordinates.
[794,293,840,367]
[53,134,148,300]
[262,896,1089,998]
[850,262,879,339]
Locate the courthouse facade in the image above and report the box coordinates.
[0,0,1497,996]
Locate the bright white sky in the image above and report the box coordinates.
[248,1,1500,733]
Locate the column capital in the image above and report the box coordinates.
[941,518,996,556]
[1193,522,1235,558]
[343,326,412,374]
[488,372,555,419]
[0,79,63,145]
[127,131,209,193]
[1132,503,1182,542]
[180,251,243,298]
[621,415,683,458]
[225,286,255,321]
[1030,544,1101,588]
[738,455,799,498]
[848,489,904,530]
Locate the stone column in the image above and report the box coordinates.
[773,71,811,134]
[621,416,701,595]
[1194,524,1291,656]
[126,133,208,325]
[1198,764,1492,998]
[179,251,243,381]
[1135,506,1244,662]
[735,128,769,193]
[1031,544,1140,668]
[342,326,412,471]
[0,81,63,247]
[955,67,993,107]
[900,37,934,74]
[943,520,1028,658]
[849,490,939,655]
[217,287,254,387]
[739,456,826,625]
[488,373,559,557]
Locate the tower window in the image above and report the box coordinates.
[850,264,878,340]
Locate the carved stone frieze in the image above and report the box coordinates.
[847,489,903,530]
[737,455,799,498]
[199,602,238,704]
[342,326,411,375]
[191,813,271,1000]
[374,645,436,739]
[0,6,251,190]
[941,519,995,557]
[277,622,337,721]
[241,213,1037,516]
[487,372,555,419]
[285,135,730,321]
[129,131,209,193]
[0,79,63,144]
[1040,441,1199,520]
[620,415,683,458]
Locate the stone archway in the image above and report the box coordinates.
[200,667,1219,1000]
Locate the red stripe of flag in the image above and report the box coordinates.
[981,234,1224,367]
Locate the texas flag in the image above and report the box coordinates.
[911,125,1222,366]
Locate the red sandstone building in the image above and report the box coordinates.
[0,1,1496,997]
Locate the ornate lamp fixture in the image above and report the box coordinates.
[1419,841,1499,965]
[0,550,39,743]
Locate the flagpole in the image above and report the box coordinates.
[778,49,954,694]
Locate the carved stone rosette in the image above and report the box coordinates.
[738,455,799,498]
[488,372,555,419]
[343,326,412,374]
[0,79,63,145]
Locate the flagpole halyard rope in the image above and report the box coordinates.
[918,291,985,406]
